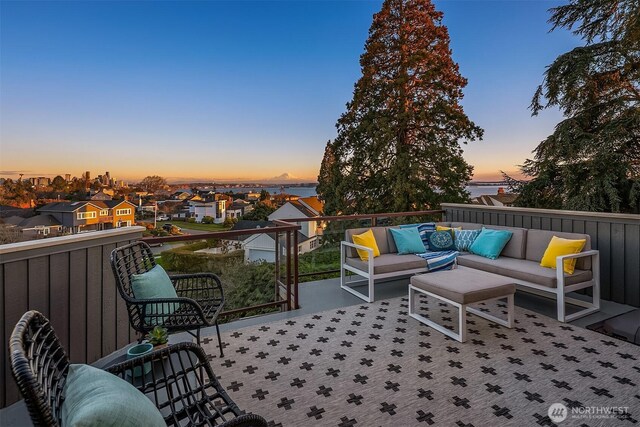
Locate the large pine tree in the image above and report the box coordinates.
[317,0,482,214]
[511,0,640,213]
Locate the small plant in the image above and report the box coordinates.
[145,326,169,347]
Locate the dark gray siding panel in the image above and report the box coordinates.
[443,204,639,308]
[0,227,144,408]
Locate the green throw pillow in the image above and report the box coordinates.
[62,364,165,427]
[389,227,426,254]
[131,264,179,325]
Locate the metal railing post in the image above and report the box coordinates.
[285,230,292,311]
[293,229,299,310]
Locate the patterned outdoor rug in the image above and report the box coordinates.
[201,296,640,427]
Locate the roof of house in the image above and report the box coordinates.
[38,200,134,212]
[2,215,25,226]
[473,194,518,206]
[298,196,324,214]
[0,205,34,218]
[289,200,319,218]
[232,220,274,230]
[19,214,61,228]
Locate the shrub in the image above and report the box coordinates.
[202,216,215,224]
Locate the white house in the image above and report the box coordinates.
[188,199,226,224]
[240,197,324,263]
[267,196,324,240]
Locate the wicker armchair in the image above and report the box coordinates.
[10,311,268,427]
[111,241,225,355]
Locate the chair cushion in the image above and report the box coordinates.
[389,228,426,255]
[410,267,515,304]
[62,364,165,427]
[457,254,593,288]
[454,229,481,251]
[540,236,587,274]
[345,254,427,275]
[526,229,592,270]
[351,229,381,261]
[469,228,513,260]
[131,264,179,325]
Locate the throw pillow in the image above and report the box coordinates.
[469,228,513,260]
[424,230,457,252]
[351,229,381,261]
[399,222,436,250]
[540,236,587,275]
[389,228,426,254]
[62,364,165,427]
[436,225,462,232]
[131,264,179,325]
[454,229,481,251]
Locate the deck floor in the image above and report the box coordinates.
[1,275,635,426]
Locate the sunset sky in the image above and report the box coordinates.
[0,1,579,183]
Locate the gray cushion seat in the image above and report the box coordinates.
[410,267,516,304]
[457,254,593,288]
[345,254,426,275]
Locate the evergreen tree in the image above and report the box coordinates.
[513,0,640,213]
[317,0,482,214]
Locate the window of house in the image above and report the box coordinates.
[77,211,97,220]
[100,209,109,216]
[116,208,132,216]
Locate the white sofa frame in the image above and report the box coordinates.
[341,239,600,323]
[408,286,514,343]
[340,241,431,303]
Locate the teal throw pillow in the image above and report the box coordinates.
[454,229,481,251]
[62,364,165,427]
[469,227,513,259]
[389,227,427,254]
[424,230,456,252]
[131,264,179,325]
[399,222,435,250]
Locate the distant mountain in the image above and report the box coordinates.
[263,172,302,183]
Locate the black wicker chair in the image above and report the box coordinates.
[111,241,225,356]
[10,310,268,427]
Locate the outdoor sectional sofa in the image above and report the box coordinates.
[340,222,600,322]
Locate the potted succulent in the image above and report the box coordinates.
[145,326,169,349]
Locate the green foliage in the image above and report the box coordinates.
[145,326,168,346]
[242,202,276,221]
[223,216,238,228]
[139,175,167,193]
[201,216,215,224]
[512,0,640,213]
[318,0,482,215]
[51,175,67,191]
[187,218,196,223]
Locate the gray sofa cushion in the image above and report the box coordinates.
[345,227,392,258]
[457,254,593,288]
[345,253,427,275]
[410,267,516,304]
[526,229,592,270]
[450,222,527,260]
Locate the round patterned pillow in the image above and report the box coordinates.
[427,231,456,251]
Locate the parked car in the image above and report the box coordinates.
[157,214,170,221]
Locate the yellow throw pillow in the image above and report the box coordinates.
[352,229,381,261]
[436,225,462,232]
[540,236,587,275]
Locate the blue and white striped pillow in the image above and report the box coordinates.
[400,222,436,251]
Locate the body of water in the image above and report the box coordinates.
[232,185,507,199]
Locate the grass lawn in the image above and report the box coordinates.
[156,221,231,232]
